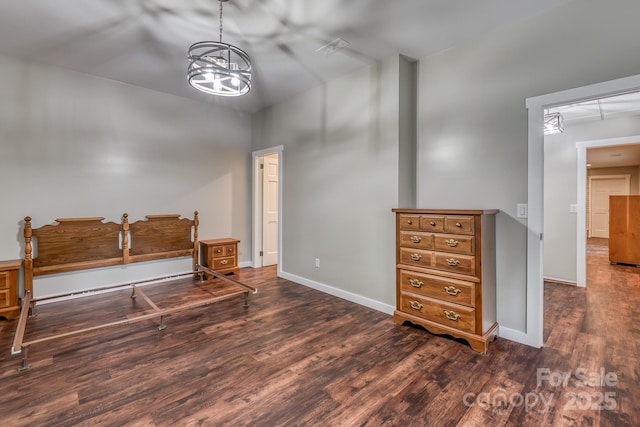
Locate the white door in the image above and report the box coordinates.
[261,154,279,266]
[589,176,629,238]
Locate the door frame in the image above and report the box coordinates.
[576,136,639,287]
[252,145,284,274]
[526,73,640,348]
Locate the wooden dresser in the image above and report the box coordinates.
[609,195,640,266]
[200,238,240,276]
[0,259,21,320]
[392,209,498,353]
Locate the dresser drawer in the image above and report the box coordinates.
[444,215,475,235]
[398,214,421,231]
[433,252,476,276]
[433,234,474,255]
[399,270,475,307]
[400,294,476,334]
[399,231,434,250]
[399,248,433,269]
[420,215,444,233]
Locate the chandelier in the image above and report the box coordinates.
[543,112,564,135]
[187,0,251,96]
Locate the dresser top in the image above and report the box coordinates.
[392,208,499,215]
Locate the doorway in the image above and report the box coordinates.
[526,73,640,348]
[252,146,283,271]
[576,136,640,287]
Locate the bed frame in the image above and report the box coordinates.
[11,212,257,371]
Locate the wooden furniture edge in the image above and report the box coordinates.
[392,208,500,215]
[393,310,499,353]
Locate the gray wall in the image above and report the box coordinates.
[417,0,640,333]
[252,56,407,309]
[544,116,640,283]
[0,53,252,297]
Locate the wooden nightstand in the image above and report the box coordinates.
[0,259,21,320]
[200,238,240,276]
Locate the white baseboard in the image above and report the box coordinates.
[543,276,577,286]
[238,261,253,268]
[279,271,395,315]
[498,326,534,347]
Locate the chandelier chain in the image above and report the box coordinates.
[219,0,223,43]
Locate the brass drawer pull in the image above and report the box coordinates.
[445,239,459,247]
[444,310,461,321]
[215,249,222,254]
[444,286,461,296]
[445,258,460,266]
[407,219,413,225]
[455,222,462,228]
[410,235,422,243]
[410,301,423,310]
[429,221,436,226]
[228,248,233,253]
[409,279,424,288]
[220,260,229,265]
[410,253,422,261]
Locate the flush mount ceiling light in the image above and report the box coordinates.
[187,0,251,96]
[543,112,564,135]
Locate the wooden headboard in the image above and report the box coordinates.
[23,212,199,294]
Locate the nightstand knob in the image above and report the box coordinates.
[429,221,436,226]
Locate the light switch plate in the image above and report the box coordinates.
[517,204,528,219]
[569,204,578,213]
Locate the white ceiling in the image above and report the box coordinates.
[0,0,573,113]
[547,92,640,168]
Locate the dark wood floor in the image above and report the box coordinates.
[0,240,638,426]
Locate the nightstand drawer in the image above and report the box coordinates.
[0,259,21,319]
[0,289,9,308]
[212,256,236,270]
[0,271,8,288]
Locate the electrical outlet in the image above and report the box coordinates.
[315,258,320,268]
[517,204,528,219]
